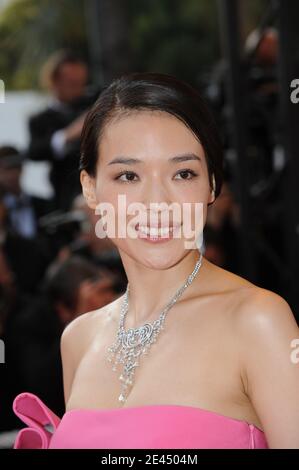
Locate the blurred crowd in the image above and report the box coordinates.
[0,51,128,433]
[0,29,282,433]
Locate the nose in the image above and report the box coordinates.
[139,178,176,227]
[141,175,172,209]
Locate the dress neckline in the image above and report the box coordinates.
[64,403,264,434]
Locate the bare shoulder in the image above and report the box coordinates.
[204,258,298,335]
[60,295,122,368]
[60,295,123,404]
[60,298,119,370]
[234,284,298,337]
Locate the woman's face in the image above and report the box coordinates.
[81,110,214,269]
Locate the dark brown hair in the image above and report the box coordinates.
[80,72,223,200]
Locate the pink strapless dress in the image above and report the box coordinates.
[12,392,268,449]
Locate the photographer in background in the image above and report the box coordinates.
[26,50,97,211]
[0,146,54,296]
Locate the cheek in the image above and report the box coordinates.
[95,174,113,202]
[94,181,132,238]
[95,177,137,217]
[175,178,211,207]
[175,184,210,238]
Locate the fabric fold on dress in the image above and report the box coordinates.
[13,392,61,449]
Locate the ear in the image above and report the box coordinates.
[208,174,216,205]
[80,170,97,210]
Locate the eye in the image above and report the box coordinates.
[174,169,198,180]
[114,171,139,183]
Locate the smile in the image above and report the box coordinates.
[135,223,181,242]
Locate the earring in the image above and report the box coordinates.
[209,175,216,205]
[212,174,216,193]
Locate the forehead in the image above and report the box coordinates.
[99,110,204,163]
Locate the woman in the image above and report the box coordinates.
[13,72,299,449]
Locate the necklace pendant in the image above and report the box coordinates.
[119,393,126,403]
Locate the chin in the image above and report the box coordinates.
[133,248,186,271]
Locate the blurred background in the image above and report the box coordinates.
[0,0,298,447]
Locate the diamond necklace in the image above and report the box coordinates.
[106,252,203,404]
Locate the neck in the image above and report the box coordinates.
[118,248,204,329]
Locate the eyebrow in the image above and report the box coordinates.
[107,153,202,166]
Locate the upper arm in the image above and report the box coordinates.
[237,288,299,448]
[60,324,76,407]
[60,311,94,407]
